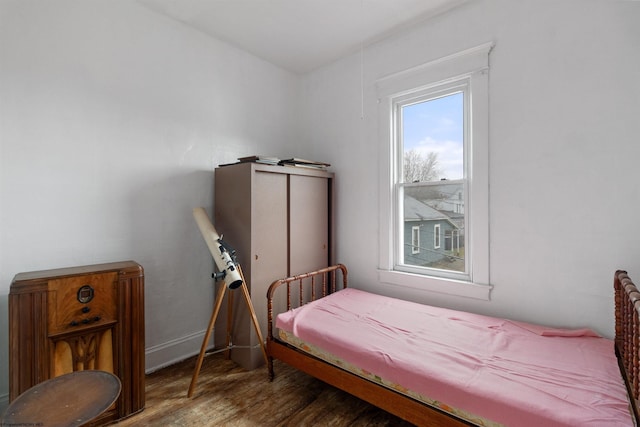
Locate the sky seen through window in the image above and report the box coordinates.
[402,92,464,181]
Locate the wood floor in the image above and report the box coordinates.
[113,353,415,426]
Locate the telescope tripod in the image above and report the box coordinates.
[187,265,268,397]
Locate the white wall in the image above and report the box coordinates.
[301,0,640,335]
[0,0,299,407]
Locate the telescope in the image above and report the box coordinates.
[192,207,243,289]
[189,207,268,398]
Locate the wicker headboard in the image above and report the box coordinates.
[614,270,640,422]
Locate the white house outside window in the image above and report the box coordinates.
[377,43,493,300]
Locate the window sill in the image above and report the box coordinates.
[378,269,492,300]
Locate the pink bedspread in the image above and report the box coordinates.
[276,288,633,426]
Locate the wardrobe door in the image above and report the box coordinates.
[289,174,330,275]
[214,165,253,368]
[250,170,288,363]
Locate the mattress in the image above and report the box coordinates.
[276,288,633,427]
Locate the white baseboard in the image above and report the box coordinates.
[144,329,214,374]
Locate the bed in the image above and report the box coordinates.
[266,264,640,426]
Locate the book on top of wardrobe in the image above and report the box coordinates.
[237,155,280,165]
[279,158,331,169]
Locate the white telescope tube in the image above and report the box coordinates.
[193,207,243,289]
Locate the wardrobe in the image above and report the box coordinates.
[213,162,333,369]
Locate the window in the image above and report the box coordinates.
[411,226,420,254]
[398,84,465,275]
[376,43,493,300]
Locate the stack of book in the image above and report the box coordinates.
[221,155,331,170]
[237,155,280,165]
[278,158,331,170]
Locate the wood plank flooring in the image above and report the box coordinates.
[113,353,415,426]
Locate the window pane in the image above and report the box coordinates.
[401,92,465,273]
[402,92,463,182]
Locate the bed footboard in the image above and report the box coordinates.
[614,270,640,422]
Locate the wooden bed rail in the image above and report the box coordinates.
[614,269,640,422]
[266,264,348,342]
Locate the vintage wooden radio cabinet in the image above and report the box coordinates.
[9,261,145,425]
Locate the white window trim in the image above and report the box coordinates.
[376,42,494,301]
[433,224,441,249]
[411,226,420,254]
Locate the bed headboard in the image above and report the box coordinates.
[614,270,640,422]
[266,264,348,341]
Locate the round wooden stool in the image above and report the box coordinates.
[1,370,121,427]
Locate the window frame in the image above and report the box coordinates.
[395,85,468,280]
[433,224,441,250]
[376,43,494,300]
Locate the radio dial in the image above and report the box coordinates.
[77,285,94,304]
